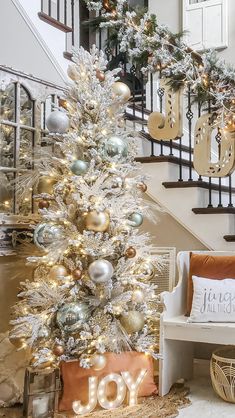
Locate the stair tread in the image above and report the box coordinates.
[163,181,235,194]
[136,155,193,167]
[224,235,235,242]
[192,207,235,214]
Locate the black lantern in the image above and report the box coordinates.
[23,367,61,418]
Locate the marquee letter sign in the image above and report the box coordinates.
[194,114,235,177]
[147,79,182,141]
[72,369,147,415]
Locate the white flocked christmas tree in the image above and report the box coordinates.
[10,47,162,373]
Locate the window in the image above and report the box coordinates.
[183,0,228,50]
[0,83,35,215]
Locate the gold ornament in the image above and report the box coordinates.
[137,182,147,192]
[112,82,131,103]
[96,69,105,82]
[9,336,26,349]
[53,344,65,356]
[85,210,110,232]
[49,265,68,281]
[135,261,155,280]
[120,311,145,334]
[38,200,50,209]
[125,247,136,258]
[37,176,57,195]
[91,353,107,371]
[72,268,83,280]
[132,289,145,303]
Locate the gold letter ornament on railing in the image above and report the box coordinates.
[147,79,182,141]
[194,114,235,177]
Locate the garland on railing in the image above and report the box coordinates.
[83,0,235,131]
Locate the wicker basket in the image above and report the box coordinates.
[210,346,235,403]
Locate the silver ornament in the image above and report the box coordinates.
[56,302,90,333]
[91,353,107,371]
[104,136,128,158]
[46,111,69,134]
[37,325,50,339]
[88,259,114,283]
[70,160,89,176]
[120,311,145,334]
[34,223,65,250]
[127,212,143,228]
[135,261,155,280]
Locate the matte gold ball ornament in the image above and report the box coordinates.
[37,176,57,195]
[112,82,131,103]
[72,268,83,281]
[125,247,136,258]
[91,353,107,371]
[49,265,68,281]
[53,344,65,356]
[120,311,145,334]
[85,210,110,232]
[96,69,105,82]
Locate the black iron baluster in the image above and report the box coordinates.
[228,175,233,207]
[197,99,202,181]
[64,0,67,26]
[215,128,223,207]
[130,64,137,135]
[178,137,183,181]
[98,10,102,50]
[208,177,213,208]
[186,84,193,181]
[57,0,60,20]
[41,0,43,12]
[157,75,164,156]
[71,0,74,46]
[48,0,51,16]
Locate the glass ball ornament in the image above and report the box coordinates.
[88,259,114,283]
[56,302,90,333]
[37,176,57,194]
[70,160,89,176]
[49,265,68,281]
[112,81,131,103]
[135,261,155,280]
[91,353,107,371]
[119,311,145,334]
[127,212,143,228]
[34,223,65,251]
[132,289,145,303]
[53,344,65,356]
[85,210,110,232]
[37,325,50,340]
[46,111,69,134]
[104,136,127,158]
[38,200,50,209]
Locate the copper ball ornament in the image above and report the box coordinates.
[137,182,147,192]
[37,176,57,195]
[91,353,107,371]
[120,311,145,334]
[53,345,65,356]
[72,268,83,280]
[38,200,50,209]
[85,210,110,232]
[112,81,131,103]
[125,247,136,258]
[96,69,105,82]
[49,265,68,281]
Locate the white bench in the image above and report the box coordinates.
[158,250,235,396]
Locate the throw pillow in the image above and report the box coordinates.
[189,275,235,323]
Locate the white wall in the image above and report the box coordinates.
[0,0,67,86]
[149,0,235,65]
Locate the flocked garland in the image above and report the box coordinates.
[84,0,235,130]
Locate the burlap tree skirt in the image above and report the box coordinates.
[0,385,190,418]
